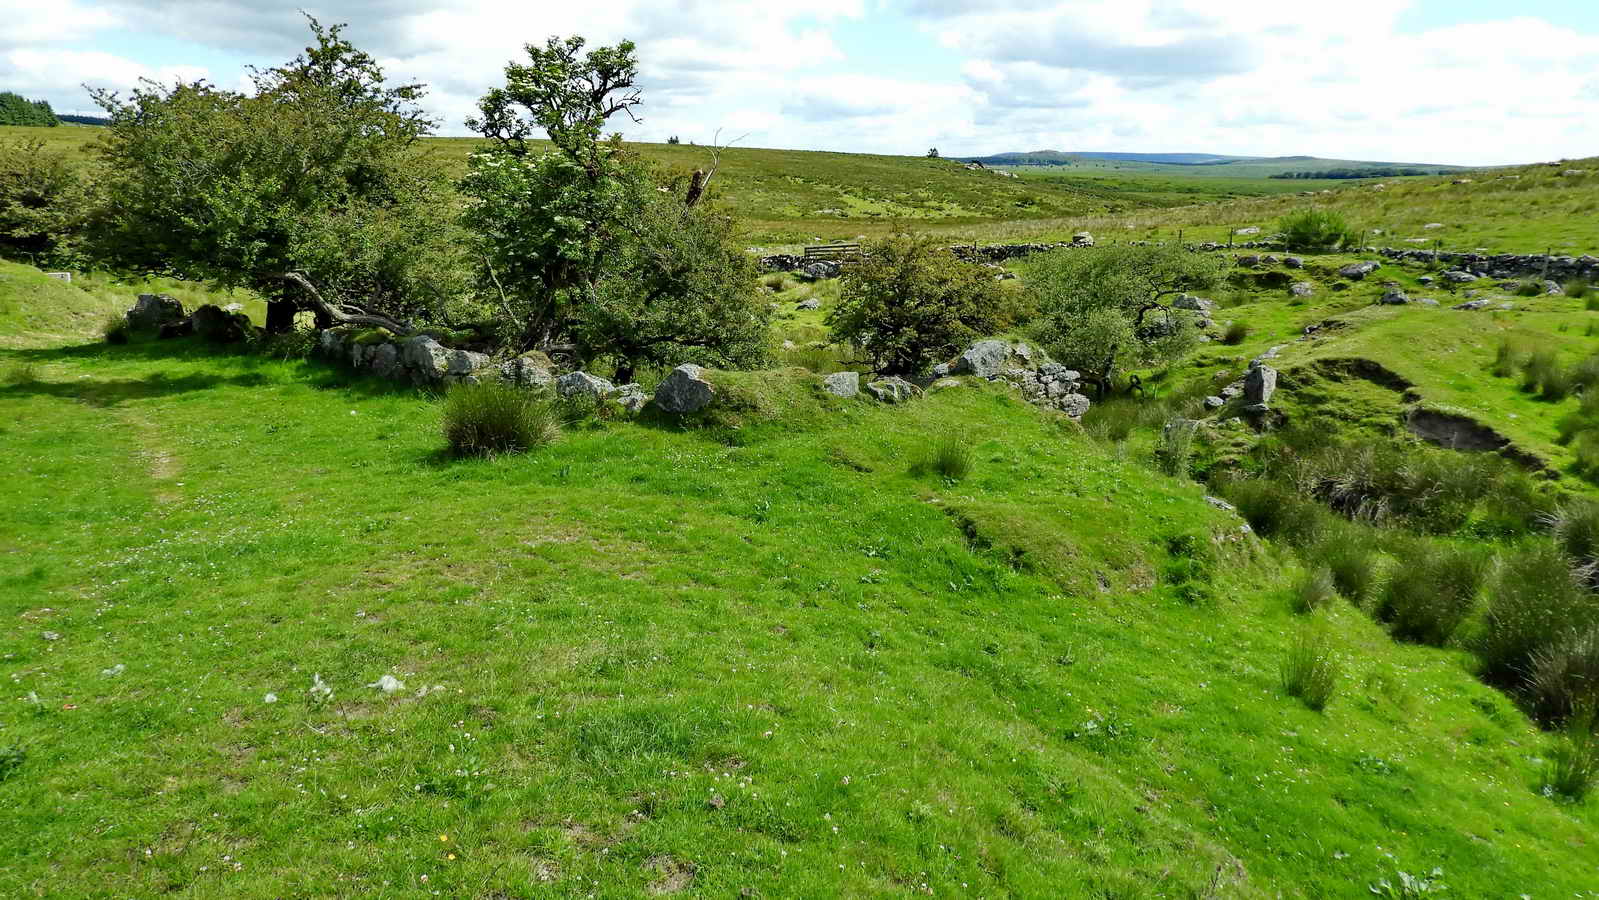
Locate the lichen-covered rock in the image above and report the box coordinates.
[801,261,841,280]
[1377,289,1409,305]
[556,371,617,400]
[1290,282,1314,297]
[126,293,185,331]
[865,376,920,404]
[796,298,821,311]
[1338,261,1381,280]
[652,364,715,413]
[1244,364,1277,407]
[615,383,649,414]
[1056,393,1091,418]
[1173,294,1214,312]
[1071,231,1094,247]
[951,339,1013,377]
[1441,270,1478,283]
[401,335,451,380]
[369,342,400,377]
[822,371,859,398]
[499,356,554,389]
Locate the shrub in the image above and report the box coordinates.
[1154,417,1196,477]
[1491,337,1528,379]
[1520,349,1560,394]
[1374,541,1489,646]
[1293,566,1338,614]
[1221,476,1327,546]
[441,381,560,457]
[1079,396,1139,443]
[1476,542,1598,686]
[826,234,1004,375]
[1028,244,1222,380]
[1529,627,1599,724]
[1221,321,1250,345]
[1309,524,1382,607]
[1281,628,1341,711]
[914,431,973,481]
[1277,208,1355,252]
[102,314,129,344]
[1540,707,1598,802]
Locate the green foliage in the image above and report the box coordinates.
[1161,532,1215,605]
[1028,244,1222,378]
[1219,475,1328,547]
[1513,278,1546,297]
[1309,524,1383,606]
[0,92,57,126]
[1491,336,1529,379]
[1221,321,1250,345]
[1540,707,1599,802]
[0,745,24,782]
[1154,417,1196,476]
[441,381,561,457]
[1369,868,1448,898]
[913,430,974,481]
[2,360,36,385]
[1553,499,1599,575]
[1292,566,1338,614]
[1277,208,1355,252]
[90,17,460,327]
[1374,541,1489,646]
[1520,349,1560,394]
[0,138,93,267]
[1476,543,1598,686]
[825,234,1004,375]
[1281,627,1340,710]
[462,37,765,376]
[1529,627,1599,724]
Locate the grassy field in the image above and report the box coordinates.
[5,257,1599,897]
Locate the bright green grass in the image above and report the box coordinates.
[2,263,1598,896]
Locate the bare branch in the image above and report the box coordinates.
[276,271,415,335]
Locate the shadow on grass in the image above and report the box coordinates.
[5,335,430,402]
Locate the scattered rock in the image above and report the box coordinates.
[1423,223,1445,230]
[1441,270,1478,283]
[652,364,716,413]
[126,293,185,331]
[801,260,841,280]
[1236,255,1261,267]
[1453,299,1493,311]
[1173,294,1215,312]
[1417,298,1440,307]
[1284,256,1304,269]
[1290,282,1314,297]
[822,371,860,398]
[556,371,617,400]
[191,304,254,343]
[500,356,554,389]
[795,298,820,311]
[1235,227,1261,236]
[401,335,452,380]
[1204,495,1237,512]
[951,339,1014,377]
[1056,393,1091,418]
[1543,280,1563,295]
[1337,261,1381,280]
[1377,289,1410,305]
[865,376,920,404]
[1244,364,1277,407]
[1071,231,1095,247]
[615,383,649,414]
[1204,395,1225,409]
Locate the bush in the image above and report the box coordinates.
[1277,208,1355,252]
[1281,628,1341,711]
[1540,707,1598,802]
[1521,349,1560,394]
[1529,627,1599,724]
[1221,321,1250,345]
[1476,542,1598,686]
[1293,566,1338,614]
[1374,541,1489,646]
[441,381,561,457]
[1154,417,1196,477]
[1309,524,1382,607]
[913,431,973,481]
[1221,476,1328,546]
[102,314,129,345]
[825,234,1004,375]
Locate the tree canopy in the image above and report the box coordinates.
[0,92,58,127]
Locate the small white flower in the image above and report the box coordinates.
[263,693,278,704]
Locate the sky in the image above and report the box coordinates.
[3,0,1598,165]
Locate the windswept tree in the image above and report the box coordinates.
[91,17,466,332]
[461,36,767,380]
[1028,244,1222,387]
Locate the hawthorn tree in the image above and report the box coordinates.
[1028,244,1222,386]
[91,17,465,333]
[461,36,767,378]
[826,234,1005,376]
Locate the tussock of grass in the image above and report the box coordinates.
[1310,525,1383,607]
[1221,321,1250,345]
[441,380,561,457]
[2,360,37,385]
[1374,541,1489,646]
[913,431,974,481]
[1292,566,1338,614]
[1530,627,1599,725]
[1154,417,1196,476]
[102,313,129,345]
[1541,708,1599,802]
[1476,543,1597,686]
[1282,627,1341,711]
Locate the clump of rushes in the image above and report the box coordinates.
[441,381,561,458]
[1292,566,1338,614]
[1221,321,1250,345]
[1282,626,1341,711]
[914,431,973,481]
[103,313,130,345]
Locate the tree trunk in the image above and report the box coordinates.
[614,360,636,385]
[265,300,297,334]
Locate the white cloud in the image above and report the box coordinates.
[1,0,1596,163]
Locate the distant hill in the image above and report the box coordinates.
[955,150,1472,179]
